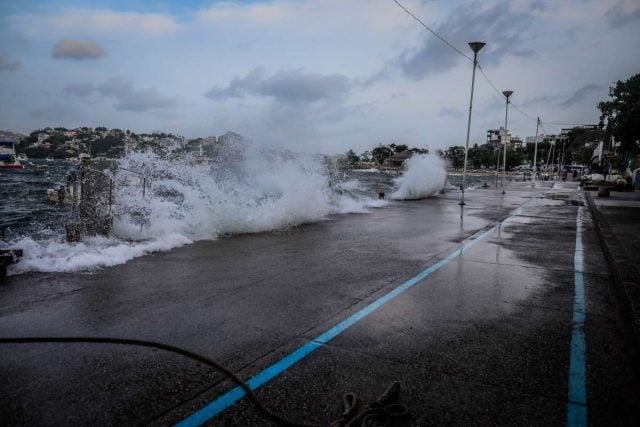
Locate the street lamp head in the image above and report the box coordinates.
[503,90,514,99]
[468,42,486,53]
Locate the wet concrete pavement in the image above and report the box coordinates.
[1,182,639,426]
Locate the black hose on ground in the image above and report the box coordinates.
[0,336,312,427]
[0,337,412,426]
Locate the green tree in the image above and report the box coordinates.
[346,149,359,164]
[47,133,68,146]
[360,150,372,162]
[411,147,429,154]
[563,127,605,165]
[467,144,493,168]
[91,135,124,156]
[444,146,465,170]
[598,73,640,157]
[505,147,524,170]
[372,145,393,164]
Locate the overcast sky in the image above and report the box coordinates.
[1,0,639,154]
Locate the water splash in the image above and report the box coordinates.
[391,154,447,200]
[7,137,384,274]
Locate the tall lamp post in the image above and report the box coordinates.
[532,117,540,187]
[501,90,513,195]
[460,41,486,206]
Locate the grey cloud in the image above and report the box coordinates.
[520,93,564,108]
[63,82,96,97]
[97,77,177,111]
[560,84,604,108]
[398,1,535,80]
[205,68,351,105]
[0,54,21,71]
[62,78,177,111]
[439,107,465,119]
[52,39,106,60]
[605,1,640,27]
[205,68,266,99]
[529,0,546,12]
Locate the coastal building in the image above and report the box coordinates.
[486,127,511,148]
[511,136,523,150]
[36,133,50,144]
[487,128,523,149]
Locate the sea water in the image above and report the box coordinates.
[1,144,475,275]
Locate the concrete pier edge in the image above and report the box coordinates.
[585,191,640,359]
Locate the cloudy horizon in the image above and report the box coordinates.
[1,0,639,154]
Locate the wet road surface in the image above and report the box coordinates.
[1,181,639,426]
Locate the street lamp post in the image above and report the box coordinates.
[532,117,540,187]
[495,145,500,187]
[501,90,513,195]
[460,41,486,206]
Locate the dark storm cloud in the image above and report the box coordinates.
[398,1,535,80]
[205,68,351,105]
[605,1,640,27]
[52,39,105,60]
[0,54,21,71]
[560,84,605,108]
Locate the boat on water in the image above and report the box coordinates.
[0,140,24,169]
[16,153,28,161]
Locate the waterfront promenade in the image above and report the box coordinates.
[1,181,639,426]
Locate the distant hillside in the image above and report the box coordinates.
[0,130,25,142]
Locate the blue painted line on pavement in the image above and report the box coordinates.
[176,221,502,427]
[567,206,587,426]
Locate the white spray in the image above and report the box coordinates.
[391,154,447,200]
[8,138,383,274]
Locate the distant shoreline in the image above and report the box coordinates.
[348,164,506,176]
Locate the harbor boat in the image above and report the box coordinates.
[0,140,24,169]
[16,153,28,161]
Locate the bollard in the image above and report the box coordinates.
[378,192,385,200]
[66,223,81,242]
[0,249,23,277]
[597,187,610,198]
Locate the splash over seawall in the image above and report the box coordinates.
[7,138,384,274]
[391,154,447,200]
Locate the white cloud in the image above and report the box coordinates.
[195,0,419,33]
[9,9,179,37]
[197,2,288,25]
